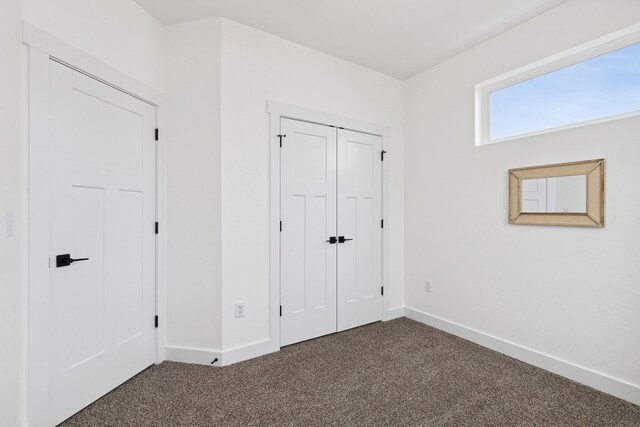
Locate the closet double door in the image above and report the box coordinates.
[280,118,382,346]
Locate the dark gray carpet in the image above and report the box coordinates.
[62,318,640,426]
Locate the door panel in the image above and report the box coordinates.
[112,189,145,344]
[49,60,156,425]
[280,118,337,346]
[522,178,548,212]
[337,129,382,332]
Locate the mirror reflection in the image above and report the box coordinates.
[521,175,587,213]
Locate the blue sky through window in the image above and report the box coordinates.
[490,42,640,140]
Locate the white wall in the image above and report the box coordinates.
[219,19,405,350]
[164,19,223,353]
[404,0,640,397]
[22,0,165,91]
[0,0,25,424]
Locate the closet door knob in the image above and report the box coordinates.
[56,254,90,268]
[326,237,337,244]
[338,236,353,243]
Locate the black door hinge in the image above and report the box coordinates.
[381,219,384,229]
[277,134,286,147]
[381,150,387,161]
[155,128,159,141]
[381,286,384,296]
[280,221,283,232]
[155,315,159,328]
[155,222,159,234]
[280,305,283,317]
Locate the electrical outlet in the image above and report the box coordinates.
[235,302,245,318]
[424,280,432,293]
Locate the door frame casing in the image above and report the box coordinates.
[24,22,167,426]
[268,100,392,351]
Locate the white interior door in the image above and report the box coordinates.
[337,129,382,331]
[49,60,157,425]
[280,118,337,346]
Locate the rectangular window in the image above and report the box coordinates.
[476,25,640,145]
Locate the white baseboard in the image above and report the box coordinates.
[165,340,277,367]
[405,307,640,406]
[165,309,406,368]
[220,339,278,366]
[384,306,405,321]
[165,345,222,367]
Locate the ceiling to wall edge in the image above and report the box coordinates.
[134,0,569,81]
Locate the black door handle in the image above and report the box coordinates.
[56,254,90,268]
[338,236,353,243]
[326,237,337,244]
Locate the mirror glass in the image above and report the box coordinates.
[521,174,587,213]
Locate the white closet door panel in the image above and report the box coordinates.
[522,178,548,213]
[280,118,337,346]
[49,60,156,425]
[337,129,382,332]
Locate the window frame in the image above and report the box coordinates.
[475,23,640,146]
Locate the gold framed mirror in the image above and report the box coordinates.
[508,159,605,227]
